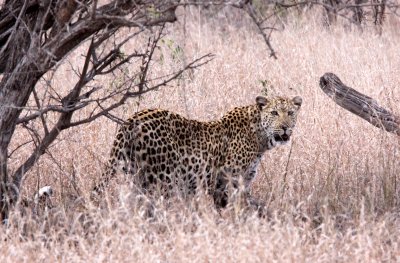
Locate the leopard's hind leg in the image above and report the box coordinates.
[91,128,137,201]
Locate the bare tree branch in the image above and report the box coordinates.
[244,2,278,59]
[10,23,214,198]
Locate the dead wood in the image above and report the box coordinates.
[319,72,400,136]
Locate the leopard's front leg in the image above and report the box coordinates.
[212,167,249,210]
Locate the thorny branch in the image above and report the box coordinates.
[10,26,215,197]
[0,0,209,222]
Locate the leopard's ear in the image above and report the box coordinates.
[256,96,269,107]
[292,96,302,107]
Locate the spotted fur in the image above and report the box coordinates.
[93,95,302,208]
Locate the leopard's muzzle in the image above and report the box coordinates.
[274,133,290,142]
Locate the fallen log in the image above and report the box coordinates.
[319,73,400,136]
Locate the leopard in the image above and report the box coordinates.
[92,95,302,209]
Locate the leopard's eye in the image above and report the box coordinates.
[288,111,294,116]
[271,111,279,116]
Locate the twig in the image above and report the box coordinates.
[245,2,277,59]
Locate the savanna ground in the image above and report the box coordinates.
[1,8,400,262]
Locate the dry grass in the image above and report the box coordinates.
[2,9,400,262]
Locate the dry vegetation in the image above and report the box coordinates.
[1,9,400,262]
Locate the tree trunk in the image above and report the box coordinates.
[0,147,8,223]
[0,61,44,222]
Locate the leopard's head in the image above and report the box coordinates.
[256,95,302,146]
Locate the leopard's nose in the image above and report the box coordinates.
[282,125,292,136]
